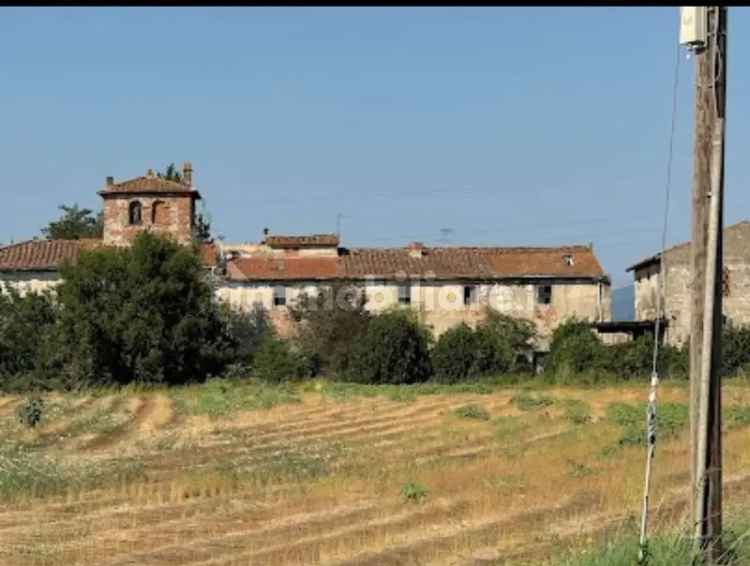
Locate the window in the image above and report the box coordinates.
[463,285,478,306]
[128,201,142,225]
[273,286,286,307]
[536,285,552,305]
[398,284,411,305]
[563,254,574,266]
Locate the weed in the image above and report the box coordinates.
[605,402,688,447]
[493,415,527,441]
[726,405,750,429]
[511,392,554,411]
[16,397,44,428]
[566,459,594,478]
[172,378,301,418]
[401,481,428,503]
[454,404,491,421]
[561,399,592,424]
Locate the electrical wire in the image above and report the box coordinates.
[638,23,682,565]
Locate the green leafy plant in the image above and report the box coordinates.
[289,282,371,377]
[511,392,554,411]
[348,310,433,384]
[253,337,314,383]
[401,481,428,504]
[561,399,592,424]
[16,397,45,428]
[454,404,490,421]
[48,232,234,388]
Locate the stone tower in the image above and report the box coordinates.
[98,162,201,246]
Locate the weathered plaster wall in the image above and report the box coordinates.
[215,279,610,349]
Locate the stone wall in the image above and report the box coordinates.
[632,221,750,347]
[102,195,194,246]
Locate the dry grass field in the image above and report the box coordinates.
[2,378,750,566]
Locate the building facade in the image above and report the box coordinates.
[627,220,750,347]
[0,164,613,351]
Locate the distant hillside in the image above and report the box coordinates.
[612,285,635,321]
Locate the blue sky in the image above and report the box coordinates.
[1,7,748,288]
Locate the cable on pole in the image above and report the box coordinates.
[637,25,683,566]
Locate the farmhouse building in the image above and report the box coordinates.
[0,163,613,350]
[626,220,750,347]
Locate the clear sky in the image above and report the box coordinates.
[1,7,748,288]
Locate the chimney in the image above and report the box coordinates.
[106,176,114,187]
[408,241,425,259]
[146,168,155,178]
[183,162,193,186]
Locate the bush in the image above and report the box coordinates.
[16,397,45,428]
[348,310,432,384]
[253,336,314,383]
[478,309,535,372]
[722,320,750,377]
[454,404,490,420]
[0,288,58,391]
[289,282,371,377]
[432,323,481,382]
[222,302,274,367]
[545,318,605,379]
[401,481,428,504]
[47,232,233,388]
[431,312,535,383]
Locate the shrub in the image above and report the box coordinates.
[48,232,233,388]
[431,312,535,383]
[289,282,371,376]
[511,392,554,411]
[478,309,536,372]
[432,323,480,382]
[222,302,274,367]
[454,404,491,420]
[253,336,313,383]
[16,397,45,428]
[545,318,605,379]
[722,320,750,377]
[0,288,58,391]
[401,481,428,504]
[348,310,432,384]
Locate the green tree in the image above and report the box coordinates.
[42,204,103,240]
[159,163,182,183]
[49,232,233,387]
[289,282,371,376]
[0,288,58,391]
[348,310,433,384]
[192,213,212,243]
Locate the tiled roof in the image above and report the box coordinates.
[0,239,219,272]
[99,176,200,197]
[0,239,100,271]
[229,256,340,281]
[228,245,606,281]
[263,234,339,248]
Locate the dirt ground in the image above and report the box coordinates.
[1,381,750,566]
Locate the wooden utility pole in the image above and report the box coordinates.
[688,6,727,562]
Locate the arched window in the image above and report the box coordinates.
[129,201,142,225]
[152,200,169,225]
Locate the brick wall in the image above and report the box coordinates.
[102,194,194,246]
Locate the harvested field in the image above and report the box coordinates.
[1,379,750,565]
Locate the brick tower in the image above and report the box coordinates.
[98,162,201,246]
